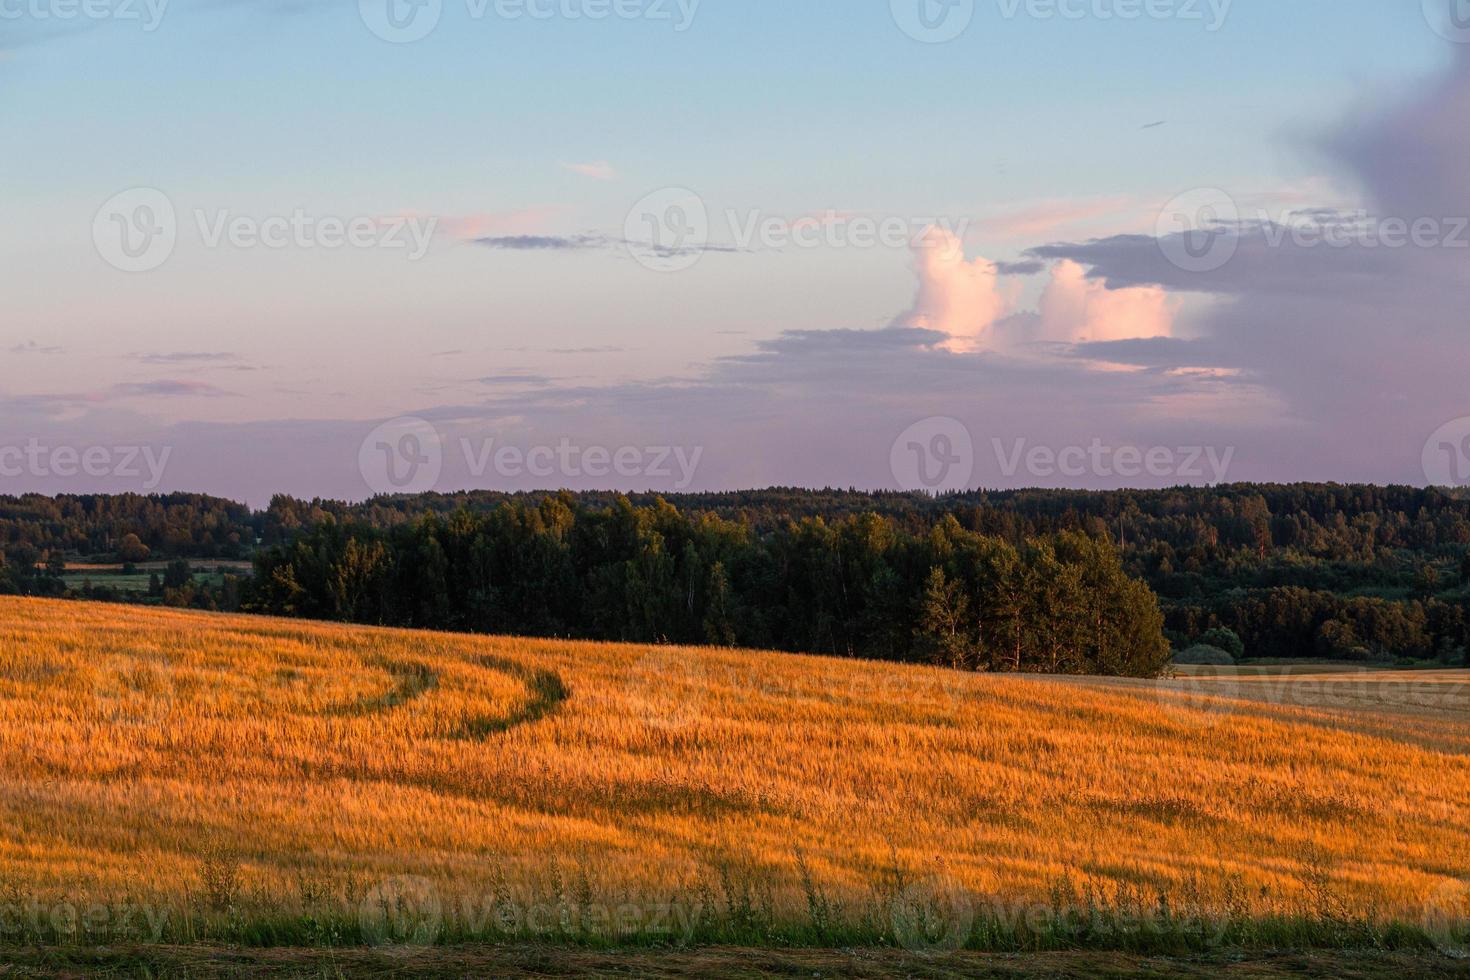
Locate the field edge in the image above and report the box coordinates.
[0,944,1468,979]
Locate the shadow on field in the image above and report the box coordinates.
[454,656,570,739]
[314,653,568,739]
[328,660,440,717]
[3,945,1467,979]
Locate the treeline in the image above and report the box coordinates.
[258,484,1470,554]
[0,493,254,561]
[6,485,1470,664]
[259,484,1470,600]
[248,497,1172,677]
[1168,587,1468,663]
[9,485,1470,573]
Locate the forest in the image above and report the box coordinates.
[2,484,1468,669]
[248,499,1170,676]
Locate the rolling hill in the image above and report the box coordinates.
[0,597,1465,957]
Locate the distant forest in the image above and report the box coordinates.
[3,484,1469,670]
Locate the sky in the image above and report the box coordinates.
[3,0,1470,503]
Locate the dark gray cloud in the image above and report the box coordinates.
[1028,220,1437,298]
[0,379,234,414]
[993,259,1046,276]
[476,234,610,251]
[475,234,746,259]
[109,381,235,398]
[1326,50,1470,223]
[132,351,242,364]
[1068,337,1245,370]
[746,326,944,356]
[1034,49,1470,481]
[478,374,552,386]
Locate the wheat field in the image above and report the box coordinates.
[0,596,1466,949]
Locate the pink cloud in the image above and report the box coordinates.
[894,226,1012,353]
[894,232,1175,354]
[561,161,617,181]
[411,206,570,242]
[1037,260,1175,345]
[975,196,1133,240]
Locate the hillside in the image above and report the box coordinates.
[0,597,1466,955]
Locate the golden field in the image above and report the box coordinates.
[0,595,1467,947]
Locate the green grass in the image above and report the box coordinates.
[63,570,239,593]
[0,946,1464,979]
[0,857,1458,958]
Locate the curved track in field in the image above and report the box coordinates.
[453,656,569,739]
[327,659,441,717]
[321,654,568,738]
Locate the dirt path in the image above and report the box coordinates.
[2,946,1467,979]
